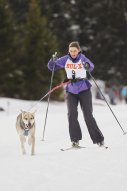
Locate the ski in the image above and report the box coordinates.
[97,142,108,149]
[61,146,86,151]
[99,145,108,149]
[61,145,108,151]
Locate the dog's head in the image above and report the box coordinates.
[21,111,35,130]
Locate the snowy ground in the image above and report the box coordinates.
[0,97,127,191]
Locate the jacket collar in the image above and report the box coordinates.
[68,51,82,62]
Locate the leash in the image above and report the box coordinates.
[27,80,71,111]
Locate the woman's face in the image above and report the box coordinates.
[69,47,79,59]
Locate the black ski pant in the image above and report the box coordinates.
[66,89,104,144]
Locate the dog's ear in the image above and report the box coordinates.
[20,110,26,118]
[20,110,25,113]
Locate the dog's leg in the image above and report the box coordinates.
[19,135,26,155]
[31,135,35,155]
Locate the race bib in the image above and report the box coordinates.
[65,59,86,79]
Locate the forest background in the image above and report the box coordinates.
[0,0,127,100]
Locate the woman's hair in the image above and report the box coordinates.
[69,41,81,50]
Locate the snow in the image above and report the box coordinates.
[0,97,127,191]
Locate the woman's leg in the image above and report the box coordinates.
[66,92,82,142]
[79,89,104,144]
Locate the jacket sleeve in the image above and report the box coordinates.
[47,55,67,71]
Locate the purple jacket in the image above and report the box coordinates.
[48,52,94,94]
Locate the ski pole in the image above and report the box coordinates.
[41,52,57,141]
[41,80,71,141]
[88,71,126,135]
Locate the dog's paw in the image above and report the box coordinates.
[31,152,35,156]
[22,150,26,155]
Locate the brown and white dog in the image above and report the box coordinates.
[16,111,36,155]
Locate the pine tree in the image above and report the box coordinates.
[0,0,16,97]
[22,0,62,100]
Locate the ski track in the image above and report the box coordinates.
[0,98,127,191]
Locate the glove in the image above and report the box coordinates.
[82,62,90,71]
[51,52,58,61]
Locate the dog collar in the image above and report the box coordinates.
[23,129,29,136]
